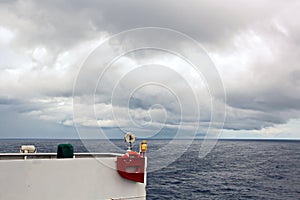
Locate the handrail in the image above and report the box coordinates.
[0,152,123,160]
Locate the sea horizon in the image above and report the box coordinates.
[0,137,299,141]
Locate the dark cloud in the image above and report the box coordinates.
[0,0,299,138]
[0,96,22,105]
[0,0,290,49]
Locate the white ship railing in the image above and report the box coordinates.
[0,152,123,160]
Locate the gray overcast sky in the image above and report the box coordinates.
[0,0,299,139]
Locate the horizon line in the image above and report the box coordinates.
[0,137,299,141]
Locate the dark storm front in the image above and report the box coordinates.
[0,139,299,199]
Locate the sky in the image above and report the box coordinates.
[0,0,299,139]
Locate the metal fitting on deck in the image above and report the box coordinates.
[20,145,37,153]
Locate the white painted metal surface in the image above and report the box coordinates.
[0,153,146,200]
[19,145,37,153]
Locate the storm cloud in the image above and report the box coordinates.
[0,0,299,138]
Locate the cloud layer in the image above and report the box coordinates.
[0,0,299,138]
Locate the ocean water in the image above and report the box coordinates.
[0,139,299,199]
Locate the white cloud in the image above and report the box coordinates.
[0,0,299,138]
[0,26,15,44]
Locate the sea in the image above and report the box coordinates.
[0,139,299,199]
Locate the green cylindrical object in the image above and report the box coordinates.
[57,144,74,158]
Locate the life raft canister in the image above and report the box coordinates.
[117,151,145,183]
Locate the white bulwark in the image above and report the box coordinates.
[0,153,147,200]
